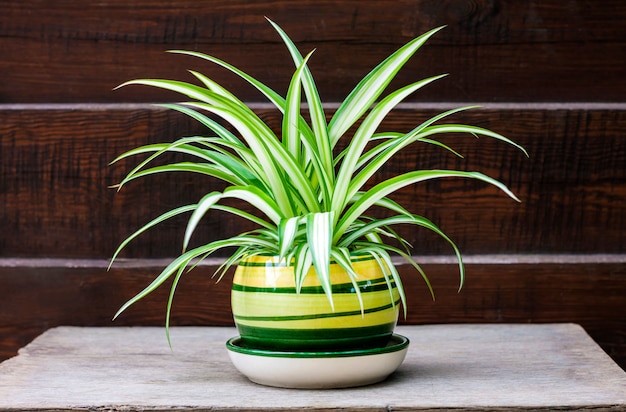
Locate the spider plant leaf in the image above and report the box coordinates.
[165,264,187,348]
[109,204,196,269]
[188,101,297,215]
[213,247,247,282]
[112,139,261,190]
[335,170,520,243]
[306,211,334,309]
[155,131,264,189]
[418,124,529,156]
[167,50,287,111]
[111,138,239,164]
[332,75,445,217]
[353,135,465,176]
[184,101,320,215]
[198,234,278,260]
[156,103,246,148]
[212,205,275,231]
[293,243,312,294]
[347,193,414,219]
[337,215,425,247]
[113,244,212,320]
[348,106,480,198]
[116,233,280,321]
[296,126,334,207]
[120,61,318,215]
[356,212,465,291]
[359,238,433,302]
[183,191,223,251]
[120,81,288,195]
[395,251,433,300]
[283,51,315,161]
[330,247,364,314]
[357,246,406,316]
[112,140,217,189]
[380,250,407,314]
[119,163,247,187]
[222,185,284,225]
[189,70,238,100]
[328,26,445,145]
[415,138,465,158]
[368,220,414,254]
[116,79,214,103]
[267,18,334,182]
[407,217,466,292]
[278,216,303,260]
[352,105,477,173]
[373,250,402,312]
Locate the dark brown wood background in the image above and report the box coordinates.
[1,1,625,369]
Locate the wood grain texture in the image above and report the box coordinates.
[1,325,625,410]
[0,1,625,103]
[1,257,624,370]
[1,105,624,257]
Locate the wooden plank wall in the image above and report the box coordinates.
[1,1,625,368]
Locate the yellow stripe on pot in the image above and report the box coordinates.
[231,288,399,318]
[234,254,389,289]
[233,304,400,330]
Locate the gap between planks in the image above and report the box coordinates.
[2,102,626,111]
[1,254,625,269]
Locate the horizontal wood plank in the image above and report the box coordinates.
[1,257,624,371]
[1,104,624,257]
[0,0,625,103]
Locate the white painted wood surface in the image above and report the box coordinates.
[0,324,625,411]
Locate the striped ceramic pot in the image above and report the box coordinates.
[231,254,400,351]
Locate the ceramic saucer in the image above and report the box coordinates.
[226,333,409,389]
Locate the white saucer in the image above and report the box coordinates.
[226,334,409,389]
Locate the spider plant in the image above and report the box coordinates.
[110,18,527,330]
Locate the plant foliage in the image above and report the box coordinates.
[110,19,527,331]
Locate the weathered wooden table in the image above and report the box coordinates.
[1,324,625,411]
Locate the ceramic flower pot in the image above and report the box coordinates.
[231,254,401,351]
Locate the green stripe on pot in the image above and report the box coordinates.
[232,277,396,294]
[233,298,401,322]
[237,253,376,267]
[233,310,399,331]
[236,323,397,350]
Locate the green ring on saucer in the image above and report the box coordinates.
[226,333,409,358]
